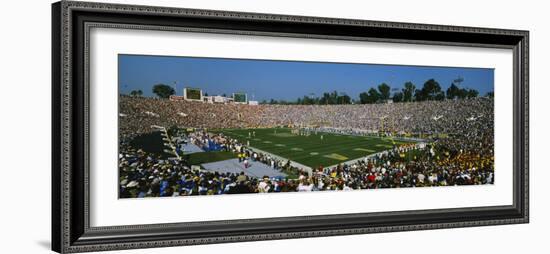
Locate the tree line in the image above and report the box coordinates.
[128,84,175,99]
[130,84,222,99]
[261,79,490,105]
[127,79,492,104]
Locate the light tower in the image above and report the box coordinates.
[453,76,464,87]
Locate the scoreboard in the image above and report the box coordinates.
[184,87,202,101]
[233,93,247,103]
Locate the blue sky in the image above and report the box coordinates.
[119,54,494,101]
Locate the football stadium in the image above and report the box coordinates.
[117,54,495,198]
[118,87,494,198]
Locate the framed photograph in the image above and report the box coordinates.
[52,1,529,253]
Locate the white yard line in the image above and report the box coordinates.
[324,142,427,169]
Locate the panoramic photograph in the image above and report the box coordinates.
[118,54,494,198]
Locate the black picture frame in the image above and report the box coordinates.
[52,1,529,253]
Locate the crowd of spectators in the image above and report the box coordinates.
[118,95,494,198]
[119,96,492,138]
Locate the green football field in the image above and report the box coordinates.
[215,128,415,168]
